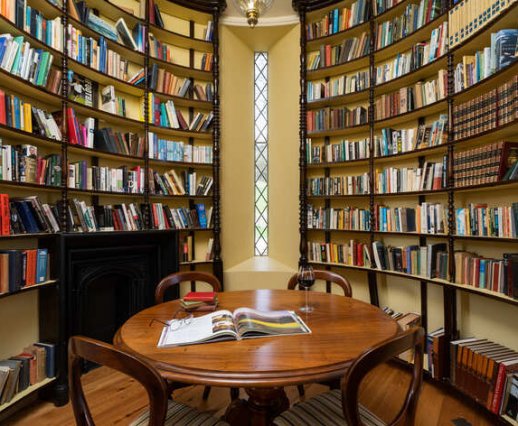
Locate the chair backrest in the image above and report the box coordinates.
[341,327,425,426]
[155,271,222,304]
[68,336,168,426]
[287,269,352,297]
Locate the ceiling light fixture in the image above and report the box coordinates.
[232,0,274,28]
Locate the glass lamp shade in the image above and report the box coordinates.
[232,0,274,28]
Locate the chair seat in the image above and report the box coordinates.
[131,400,229,426]
[274,389,385,426]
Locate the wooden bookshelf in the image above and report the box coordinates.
[0,0,225,414]
[295,0,518,422]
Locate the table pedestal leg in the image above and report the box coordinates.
[224,387,290,426]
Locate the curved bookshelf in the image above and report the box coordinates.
[373,143,448,163]
[149,193,213,200]
[148,124,213,139]
[68,100,144,129]
[308,228,448,238]
[374,188,449,197]
[307,88,370,108]
[306,20,370,49]
[149,56,213,80]
[67,188,145,197]
[308,157,369,168]
[67,145,145,163]
[0,124,62,148]
[149,23,213,52]
[373,98,447,128]
[308,122,370,137]
[307,53,370,79]
[152,91,213,110]
[0,181,63,192]
[148,158,213,169]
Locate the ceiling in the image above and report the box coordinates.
[222,0,299,26]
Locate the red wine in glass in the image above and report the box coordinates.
[298,265,315,313]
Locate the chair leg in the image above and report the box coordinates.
[202,386,212,400]
[297,384,305,397]
[230,387,239,400]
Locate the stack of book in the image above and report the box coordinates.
[375,0,442,50]
[0,248,50,294]
[0,342,55,404]
[307,32,370,69]
[307,70,370,101]
[307,137,370,163]
[374,71,447,120]
[305,0,369,40]
[180,292,218,312]
[307,173,370,196]
[454,251,518,297]
[307,105,368,132]
[307,205,371,231]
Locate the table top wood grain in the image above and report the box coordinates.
[115,289,399,388]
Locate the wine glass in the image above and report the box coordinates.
[298,264,315,313]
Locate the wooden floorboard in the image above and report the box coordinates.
[5,364,492,425]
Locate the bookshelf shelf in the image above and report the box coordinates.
[0,377,56,414]
[374,55,448,96]
[308,158,369,168]
[67,188,144,198]
[453,180,518,195]
[149,56,213,80]
[80,0,145,26]
[307,193,370,200]
[308,229,448,238]
[67,58,145,97]
[0,280,58,301]
[149,194,213,200]
[0,181,63,192]
[306,20,370,49]
[373,12,448,62]
[148,124,213,140]
[152,91,213,110]
[307,54,370,79]
[453,235,518,243]
[33,0,62,19]
[0,233,56,240]
[374,188,449,198]
[180,259,213,265]
[67,145,145,163]
[69,101,144,129]
[178,227,214,232]
[373,143,448,163]
[453,119,518,147]
[373,99,447,128]
[0,125,62,148]
[148,158,213,169]
[373,0,419,21]
[307,88,370,109]
[308,122,370,137]
[149,24,213,52]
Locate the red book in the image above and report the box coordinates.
[183,292,216,302]
[0,89,6,125]
[0,194,10,235]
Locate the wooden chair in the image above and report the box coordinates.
[288,269,352,396]
[287,269,353,297]
[155,271,238,401]
[68,335,228,426]
[274,327,425,426]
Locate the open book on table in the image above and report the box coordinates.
[157,308,311,347]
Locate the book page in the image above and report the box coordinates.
[232,308,311,338]
[157,310,237,347]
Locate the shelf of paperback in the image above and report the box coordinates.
[0,377,56,414]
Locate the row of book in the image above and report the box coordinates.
[148,64,214,101]
[308,240,371,267]
[452,77,517,140]
[375,202,446,234]
[0,342,55,405]
[449,336,518,420]
[374,71,447,120]
[371,240,448,279]
[307,174,370,196]
[375,22,449,85]
[149,36,213,72]
[307,205,371,231]
[0,34,59,91]
[67,25,130,81]
[0,194,60,235]
[374,156,447,193]
[307,137,370,163]
[148,133,213,164]
[305,0,369,40]
[373,0,404,16]
[308,32,370,70]
[180,235,215,263]
[2,0,63,52]
[0,248,50,294]
[453,142,518,188]
[0,90,62,140]
[307,105,367,132]
[150,203,212,230]
[305,115,447,163]
[454,252,517,297]
[0,143,61,186]
[67,162,145,194]
[448,0,516,48]
[456,203,518,239]
[150,169,213,196]
[374,0,442,50]
[307,70,369,102]
[375,115,447,156]
[146,95,214,132]
[453,29,518,93]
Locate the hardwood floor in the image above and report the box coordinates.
[6,364,493,425]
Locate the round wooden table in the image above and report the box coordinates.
[115,289,399,426]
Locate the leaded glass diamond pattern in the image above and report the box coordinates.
[254,52,268,256]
